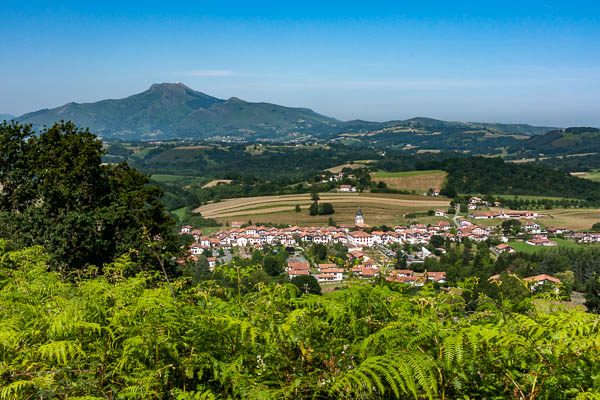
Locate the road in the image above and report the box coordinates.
[452,203,461,228]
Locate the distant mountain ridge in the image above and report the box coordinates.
[512,127,600,156]
[17,82,558,141]
[0,114,15,121]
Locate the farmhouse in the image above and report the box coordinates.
[434,209,446,217]
[525,235,557,246]
[522,222,541,233]
[472,211,501,219]
[317,268,344,282]
[207,257,217,270]
[337,185,356,192]
[494,244,515,254]
[524,274,561,285]
[288,269,310,279]
[286,262,310,272]
[524,274,561,292]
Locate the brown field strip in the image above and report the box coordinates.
[325,164,366,173]
[202,179,233,188]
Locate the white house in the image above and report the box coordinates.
[337,185,356,192]
[348,230,373,247]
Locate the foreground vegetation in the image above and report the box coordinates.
[1,243,600,399]
[3,121,600,398]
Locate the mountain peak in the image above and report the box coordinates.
[149,82,191,92]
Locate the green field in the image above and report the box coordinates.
[373,170,445,178]
[172,207,186,221]
[508,238,584,254]
[151,174,188,183]
[486,194,570,201]
[150,174,206,185]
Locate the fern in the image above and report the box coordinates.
[0,380,33,400]
[330,352,438,399]
[38,340,84,364]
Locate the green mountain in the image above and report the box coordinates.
[16,83,556,144]
[511,127,600,156]
[18,83,341,140]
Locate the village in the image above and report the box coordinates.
[179,196,587,289]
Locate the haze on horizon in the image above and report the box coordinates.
[1,0,599,127]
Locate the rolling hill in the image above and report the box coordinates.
[512,127,600,156]
[0,114,15,121]
[16,83,557,144]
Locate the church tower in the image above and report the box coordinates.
[355,207,364,225]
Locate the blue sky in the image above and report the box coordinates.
[1,1,599,126]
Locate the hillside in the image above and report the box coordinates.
[337,117,556,152]
[18,83,341,141]
[512,127,600,156]
[440,156,600,200]
[15,83,556,145]
[0,113,14,120]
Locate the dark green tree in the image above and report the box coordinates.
[584,274,600,314]
[291,274,322,295]
[430,235,445,248]
[263,255,284,277]
[318,202,335,215]
[0,121,178,274]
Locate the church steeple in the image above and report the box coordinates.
[355,207,364,225]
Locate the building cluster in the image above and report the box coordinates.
[285,260,447,286]
[471,210,538,220]
[180,206,544,260]
[525,234,558,247]
[573,232,600,243]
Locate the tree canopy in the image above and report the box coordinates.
[0,121,178,273]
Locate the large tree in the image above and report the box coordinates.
[0,121,178,273]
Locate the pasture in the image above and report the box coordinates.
[508,238,585,254]
[195,193,450,227]
[537,209,600,230]
[371,170,447,191]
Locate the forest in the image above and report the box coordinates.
[438,157,600,202]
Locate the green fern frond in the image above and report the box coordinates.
[0,380,33,400]
[330,352,438,399]
[37,340,84,364]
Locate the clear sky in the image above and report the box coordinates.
[1,0,599,126]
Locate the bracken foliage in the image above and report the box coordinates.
[0,242,599,399]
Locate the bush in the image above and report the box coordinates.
[318,202,335,215]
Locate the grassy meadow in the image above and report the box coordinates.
[371,170,447,191]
